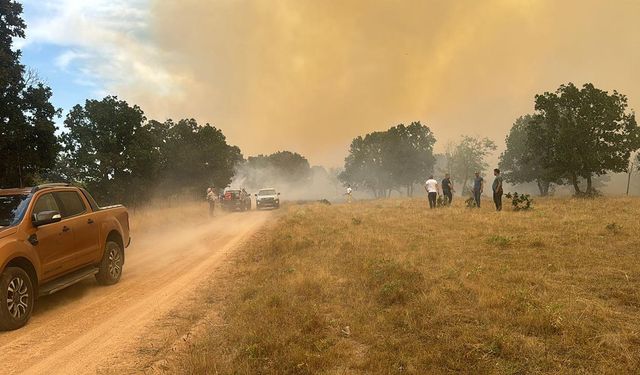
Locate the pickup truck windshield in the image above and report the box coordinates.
[259,189,276,196]
[0,194,31,228]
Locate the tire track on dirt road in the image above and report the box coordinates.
[0,210,271,374]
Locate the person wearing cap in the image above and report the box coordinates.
[472,171,483,208]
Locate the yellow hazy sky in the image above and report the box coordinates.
[118,0,640,166]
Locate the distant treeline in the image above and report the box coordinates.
[340,82,639,197]
[2,2,640,204]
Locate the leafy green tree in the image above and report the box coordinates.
[340,122,436,197]
[340,131,393,197]
[450,136,497,193]
[499,115,558,196]
[61,96,153,204]
[532,83,639,195]
[0,0,60,187]
[158,118,242,195]
[385,122,437,196]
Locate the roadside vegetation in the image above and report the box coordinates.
[176,197,640,374]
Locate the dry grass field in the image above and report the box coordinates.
[178,196,640,374]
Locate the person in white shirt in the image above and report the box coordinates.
[206,187,216,217]
[345,184,353,203]
[424,175,439,209]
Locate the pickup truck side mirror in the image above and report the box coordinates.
[32,210,62,227]
[277,192,281,196]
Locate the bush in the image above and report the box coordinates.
[505,192,533,211]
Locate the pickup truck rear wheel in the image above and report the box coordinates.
[96,240,124,286]
[0,267,35,331]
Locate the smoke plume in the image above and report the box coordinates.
[117,0,640,166]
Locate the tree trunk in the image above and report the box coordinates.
[536,179,550,196]
[571,173,581,194]
[586,175,593,194]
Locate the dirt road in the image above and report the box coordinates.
[0,209,271,374]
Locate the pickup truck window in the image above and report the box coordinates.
[32,193,61,216]
[54,191,87,218]
[0,194,31,228]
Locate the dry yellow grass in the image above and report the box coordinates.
[178,197,640,374]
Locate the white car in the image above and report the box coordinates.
[255,188,280,209]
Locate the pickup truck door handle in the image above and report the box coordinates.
[62,226,70,233]
[87,219,94,224]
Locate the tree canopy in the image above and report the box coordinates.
[449,136,497,193]
[499,115,558,196]
[0,0,60,188]
[339,122,436,197]
[235,151,311,190]
[58,97,242,205]
[529,83,639,194]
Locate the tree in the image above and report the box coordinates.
[339,122,437,197]
[449,136,497,193]
[158,118,242,195]
[61,96,153,205]
[499,115,559,196]
[385,122,437,196]
[236,151,311,189]
[532,83,639,195]
[340,132,392,197]
[0,0,60,187]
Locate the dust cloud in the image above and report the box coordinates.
[230,164,344,202]
[116,0,640,166]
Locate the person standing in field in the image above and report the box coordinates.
[472,171,483,208]
[424,175,439,209]
[345,184,353,203]
[441,173,454,205]
[206,186,216,217]
[492,168,504,211]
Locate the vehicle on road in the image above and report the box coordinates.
[0,183,130,330]
[255,188,280,209]
[220,189,251,211]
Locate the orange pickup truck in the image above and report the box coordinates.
[0,183,130,330]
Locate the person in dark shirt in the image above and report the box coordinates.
[473,171,483,208]
[492,168,504,211]
[441,173,454,205]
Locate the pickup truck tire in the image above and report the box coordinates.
[0,267,35,331]
[95,240,124,286]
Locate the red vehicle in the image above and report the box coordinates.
[219,189,251,211]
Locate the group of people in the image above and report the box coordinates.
[424,169,504,211]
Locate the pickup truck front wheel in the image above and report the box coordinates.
[96,240,124,286]
[0,267,35,331]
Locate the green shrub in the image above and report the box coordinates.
[505,192,533,211]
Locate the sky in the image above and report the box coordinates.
[17,0,640,167]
